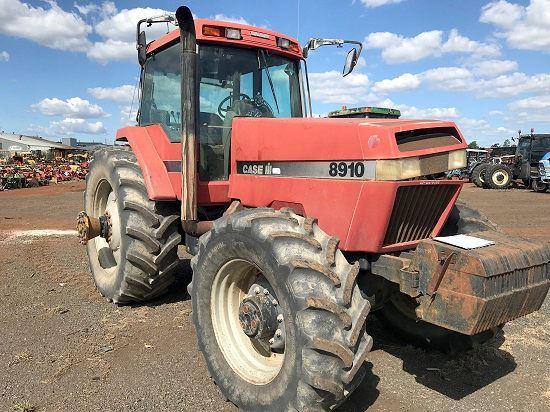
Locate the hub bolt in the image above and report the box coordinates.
[272,299,278,306]
[254,287,261,295]
[269,338,274,344]
[277,314,283,322]
[275,329,282,338]
[263,289,270,295]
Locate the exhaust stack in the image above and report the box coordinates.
[176,6,198,231]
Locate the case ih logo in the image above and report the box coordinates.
[236,160,375,180]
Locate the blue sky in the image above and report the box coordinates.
[0,0,548,146]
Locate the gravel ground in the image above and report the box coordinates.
[0,182,548,411]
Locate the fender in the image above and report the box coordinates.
[116,125,179,200]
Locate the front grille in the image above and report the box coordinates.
[383,184,457,246]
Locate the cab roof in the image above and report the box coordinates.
[147,18,303,60]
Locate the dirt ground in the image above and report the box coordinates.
[0,182,549,412]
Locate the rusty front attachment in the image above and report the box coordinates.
[76,211,111,245]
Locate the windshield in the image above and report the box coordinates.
[139,43,302,180]
[198,45,302,180]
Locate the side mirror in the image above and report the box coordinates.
[137,30,147,66]
[343,48,358,77]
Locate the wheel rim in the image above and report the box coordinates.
[479,169,486,183]
[211,259,285,385]
[492,170,509,186]
[91,179,121,281]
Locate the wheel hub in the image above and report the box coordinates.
[239,295,278,339]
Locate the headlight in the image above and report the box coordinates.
[376,157,421,181]
[375,149,467,180]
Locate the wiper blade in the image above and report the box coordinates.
[259,50,279,114]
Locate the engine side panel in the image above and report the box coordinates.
[229,117,466,252]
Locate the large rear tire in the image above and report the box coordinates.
[378,202,502,353]
[486,163,513,189]
[191,208,372,411]
[85,148,181,304]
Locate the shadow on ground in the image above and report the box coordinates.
[144,258,193,307]
[371,314,515,399]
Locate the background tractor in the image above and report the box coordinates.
[471,131,550,189]
[76,6,550,411]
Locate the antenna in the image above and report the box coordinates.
[297,0,300,41]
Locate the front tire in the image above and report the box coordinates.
[471,163,488,188]
[191,208,372,411]
[85,148,181,304]
[532,179,548,193]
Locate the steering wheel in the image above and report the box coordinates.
[218,93,252,118]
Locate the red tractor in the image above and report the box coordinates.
[77,6,550,411]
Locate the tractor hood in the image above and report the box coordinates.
[231,117,467,165]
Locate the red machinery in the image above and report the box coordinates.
[77,6,550,411]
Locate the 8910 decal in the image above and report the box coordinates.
[329,162,366,178]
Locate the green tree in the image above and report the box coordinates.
[468,141,479,149]
[503,139,511,147]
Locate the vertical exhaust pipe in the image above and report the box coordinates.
[176,6,198,233]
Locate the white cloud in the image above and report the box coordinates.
[74,1,116,18]
[474,72,550,98]
[120,105,138,124]
[87,39,135,64]
[399,105,460,119]
[372,73,420,93]
[480,0,550,52]
[211,14,250,25]
[88,6,171,63]
[309,70,370,104]
[88,85,136,104]
[49,118,106,135]
[364,31,443,63]
[360,0,405,7]
[372,67,473,94]
[372,66,550,99]
[32,97,108,119]
[364,29,499,63]
[0,0,91,52]
[489,110,504,116]
[441,29,500,56]
[468,59,518,77]
[508,95,550,111]
[0,51,9,62]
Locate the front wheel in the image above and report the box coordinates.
[191,208,372,411]
[471,164,488,188]
[85,148,181,304]
[532,179,548,193]
[377,294,502,354]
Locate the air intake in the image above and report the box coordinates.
[383,184,457,246]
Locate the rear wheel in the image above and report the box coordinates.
[191,208,372,411]
[378,202,502,353]
[85,148,181,304]
[486,164,513,189]
[471,163,488,188]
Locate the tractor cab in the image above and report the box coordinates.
[139,39,303,180]
[135,12,362,182]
